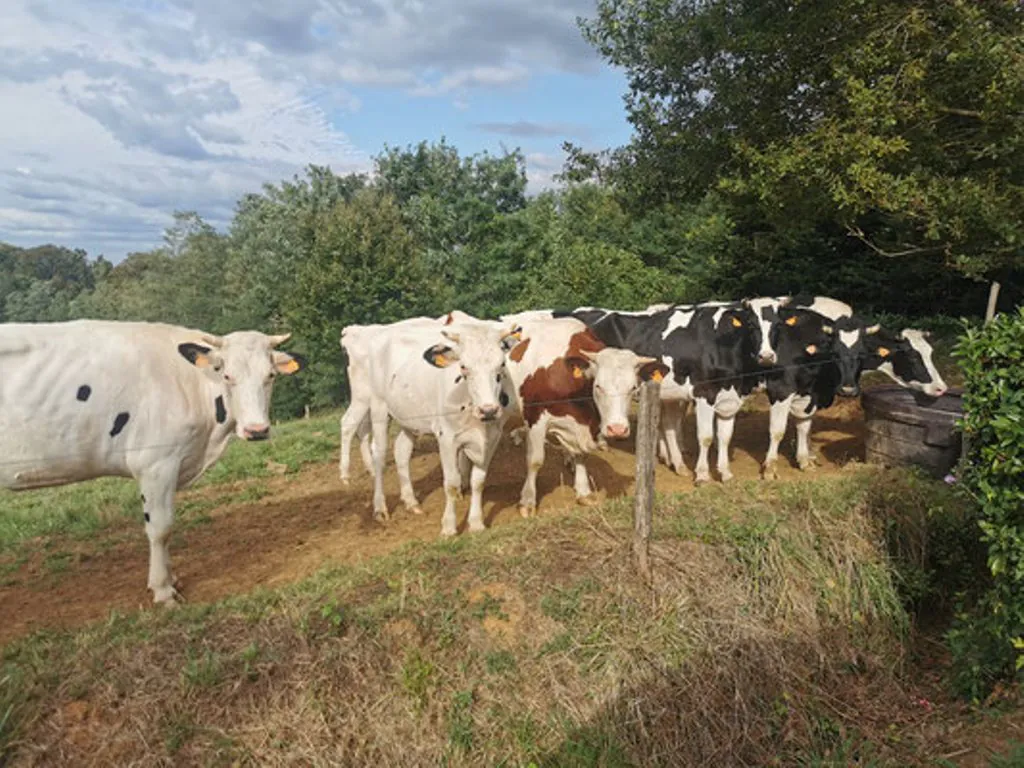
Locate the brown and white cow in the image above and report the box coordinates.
[501,313,668,516]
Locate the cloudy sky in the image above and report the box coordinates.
[0,0,631,262]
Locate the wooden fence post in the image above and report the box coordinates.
[634,378,661,583]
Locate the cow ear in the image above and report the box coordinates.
[424,344,458,368]
[865,324,881,335]
[179,343,220,370]
[777,296,792,307]
[273,351,306,375]
[639,361,670,383]
[500,325,524,352]
[564,355,592,380]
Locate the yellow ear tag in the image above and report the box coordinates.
[280,358,300,374]
[877,347,890,358]
[435,353,448,367]
[572,366,584,379]
[194,354,212,369]
[652,370,664,383]
[731,317,743,328]
[805,344,817,355]
[785,316,798,326]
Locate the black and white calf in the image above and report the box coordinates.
[0,320,306,603]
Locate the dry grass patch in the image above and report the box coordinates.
[1,468,973,766]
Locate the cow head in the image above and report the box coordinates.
[772,308,836,369]
[178,331,306,441]
[716,303,764,365]
[863,327,948,397]
[830,315,871,397]
[573,349,669,440]
[423,324,519,422]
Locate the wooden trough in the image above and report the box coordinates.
[861,386,964,479]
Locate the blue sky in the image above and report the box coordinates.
[0,0,632,262]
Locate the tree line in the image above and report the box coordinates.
[2,0,1020,416]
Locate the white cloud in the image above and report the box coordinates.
[0,0,606,259]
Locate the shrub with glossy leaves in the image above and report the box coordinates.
[947,306,1024,698]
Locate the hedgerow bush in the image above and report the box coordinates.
[947,306,1024,699]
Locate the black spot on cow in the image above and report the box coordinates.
[109,411,130,437]
[499,391,510,408]
[215,395,227,423]
[144,513,150,523]
[76,385,91,402]
[760,306,777,322]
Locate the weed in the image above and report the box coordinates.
[181,648,224,692]
[401,650,436,712]
[447,690,475,753]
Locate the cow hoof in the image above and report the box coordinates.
[410,505,424,516]
[468,521,486,533]
[518,504,535,519]
[720,470,734,483]
[577,494,600,507]
[440,527,457,538]
[672,464,688,477]
[153,585,182,605]
[694,475,711,486]
[373,509,390,523]
[339,475,351,486]
[798,458,817,472]
[760,464,778,481]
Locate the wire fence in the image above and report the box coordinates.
[0,355,841,471]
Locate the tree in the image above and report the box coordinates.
[579,0,1024,286]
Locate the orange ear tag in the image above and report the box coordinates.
[877,347,890,358]
[280,358,300,374]
[435,354,448,367]
[805,344,817,355]
[785,316,798,326]
[572,366,584,379]
[652,370,664,383]
[731,317,742,327]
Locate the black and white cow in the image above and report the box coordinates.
[0,320,306,603]
[558,301,769,483]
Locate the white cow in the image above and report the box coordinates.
[338,310,480,485]
[0,320,305,603]
[362,318,520,536]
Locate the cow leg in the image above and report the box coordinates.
[438,436,462,537]
[661,400,687,475]
[714,390,742,482]
[369,399,390,521]
[694,398,715,484]
[393,429,422,515]
[467,462,489,532]
[139,465,181,605]
[791,397,817,470]
[357,418,373,476]
[572,455,597,505]
[518,419,548,518]
[762,395,793,480]
[339,399,371,484]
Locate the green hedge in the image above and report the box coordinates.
[947,307,1024,699]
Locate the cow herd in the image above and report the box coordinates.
[0,295,946,604]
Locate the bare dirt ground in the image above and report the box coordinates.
[0,395,867,646]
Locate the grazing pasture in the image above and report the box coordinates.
[2,379,1021,766]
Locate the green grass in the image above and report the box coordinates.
[0,467,981,767]
[0,411,341,554]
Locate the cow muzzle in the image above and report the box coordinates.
[839,385,860,397]
[243,424,271,441]
[476,404,501,422]
[758,352,776,366]
[605,423,630,439]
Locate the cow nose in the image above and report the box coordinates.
[839,385,860,397]
[243,424,271,441]
[758,352,776,366]
[606,423,630,439]
[932,386,948,398]
[477,405,500,421]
